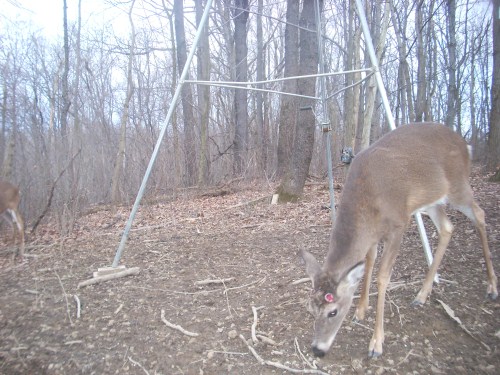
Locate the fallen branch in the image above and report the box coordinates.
[239,335,329,375]
[73,295,81,319]
[128,356,150,375]
[251,306,264,344]
[437,299,491,352]
[160,309,199,337]
[77,267,140,288]
[295,337,317,369]
[194,277,234,286]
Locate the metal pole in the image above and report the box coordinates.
[354,0,437,283]
[315,0,336,222]
[111,0,214,267]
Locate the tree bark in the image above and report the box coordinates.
[233,0,249,176]
[255,0,266,174]
[445,0,458,131]
[174,0,197,185]
[488,0,500,172]
[111,0,136,207]
[276,0,299,179]
[277,0,322,202]
[196,0,211,186]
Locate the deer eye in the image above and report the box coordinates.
[328,309,338,318]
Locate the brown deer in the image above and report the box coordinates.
[0,180,25,260]
[301,122,498,358]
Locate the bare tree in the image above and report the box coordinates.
[233,0,249,176]
[111,0,136,207]
[276,0,299,179]
[196,0,211,186]
[277,0,322,201]
[174,0,197,185]
[488,0,500,178]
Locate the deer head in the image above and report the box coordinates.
[301,249,365,357]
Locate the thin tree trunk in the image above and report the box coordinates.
[233,0,249,176]
[487,0,500,173]
[196,0,210,186]
[357,0,390,151]
[277,0,322,201]
[445,0,457,131]
[174,0,197,185]
[276,0,299,179]
[255,0,265,175]
[111,0,135,207]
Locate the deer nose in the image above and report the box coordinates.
[312,346,326,357]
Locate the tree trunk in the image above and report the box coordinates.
[415,0,427,122]
[165,8,182,189]
[233,0,249,176]
[487,0,500,171]
[196,0,210,186]
[445,0,457,131]
[111,0,135,207]
[61,0,70,140]
[357,0,390,151]
[277,0,322,202]
[343,0,361,151]
[276,0,299,179]
[174,0,197,185]
[255,0,266,175]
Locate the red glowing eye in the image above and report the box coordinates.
[324,293,334,303]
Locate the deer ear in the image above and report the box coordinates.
[336,261,365,297]
[299,249,322,290]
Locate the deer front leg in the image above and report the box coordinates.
[369,230,404,358]
[354,244,377,321]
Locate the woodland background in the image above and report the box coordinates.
[0,0,499,235]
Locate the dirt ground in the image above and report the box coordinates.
[0,172,499,375]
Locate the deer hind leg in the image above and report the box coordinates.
[7,208,25,260]
[455,200,498,300]
[354,243,377,322]
[413,205,453,306]
[369,227,405,358]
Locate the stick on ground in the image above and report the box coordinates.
[77,267,140,288]
[160,309,199,337]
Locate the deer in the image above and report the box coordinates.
[0,180,25,260]
[300,122,498,358]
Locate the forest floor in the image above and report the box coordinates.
[0,170,499,375]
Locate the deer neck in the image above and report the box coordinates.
[324,198,378,282]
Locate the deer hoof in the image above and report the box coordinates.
[368,349,382,358]
[312,346,326,358]
[486,291,498,301]
[411,299,424,308]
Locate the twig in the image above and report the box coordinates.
[30,148,81,233]
[351,320,374,332]
[128,356,150,375]
[73,295,81,319]
[195,277,234,286]
[257,334,277,346]
[239,335,329,375]
[114,303,124,315]
[77,267,140,288]
[291,277,310,286]
[295,337,317,369]
[293,337,318,369]
[54,271,73,325]
[251,306,264,344]
[160,309,199,337]
[224,276,266,293]
[437,299,491,351]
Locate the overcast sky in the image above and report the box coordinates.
[1,0,127,39]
